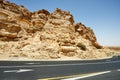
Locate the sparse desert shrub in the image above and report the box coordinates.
[77,43,86,51]
[106,52,114,57]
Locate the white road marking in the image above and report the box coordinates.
[25,63,36,64]
[62,71,111,80]
[4,70,18,73]
[4,69,33,73]
[25,63,41,65]
[0,60,120,68]
[117,69,120,71]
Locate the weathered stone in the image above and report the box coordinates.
[51,8,74,24]
[92,42,102,49]
[0,1,31,39]
[31,9,50,31]
[75,23,96,43]
[60,46,76,53]
[0,0,115,60]
[0,21,21,38]
[0,0,31,19]
[74,23,102,49]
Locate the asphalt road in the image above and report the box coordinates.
[0,57,120,80]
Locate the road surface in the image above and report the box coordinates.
[0,57,120,80]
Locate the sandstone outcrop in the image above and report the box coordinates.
[31,9,50,31]
[0,0,31,40]
[75,23,96,43]
[0,0,31,19]
[0,0,114,60]
[74,23,102,49]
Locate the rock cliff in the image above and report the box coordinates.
[0,0,113,60]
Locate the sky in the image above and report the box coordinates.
[9,0,120,46]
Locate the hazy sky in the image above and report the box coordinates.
[9,0,120,46]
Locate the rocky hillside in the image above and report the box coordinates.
[0,0,114,60]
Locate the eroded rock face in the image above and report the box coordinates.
[0,0,31,19]
[0,0,31,40]
[75,23,96,43]
[0,21,21,38]
[31,9,50,31]
[0,0,113,60]
[74,23,102,49]
[50,8,74,25]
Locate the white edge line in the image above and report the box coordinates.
[0,60,120,68]
[4,70,17,73]
[62,71,111,80]
[25,63,35,64]
[117,69,120,71]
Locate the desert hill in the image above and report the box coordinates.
[0,0,116,60]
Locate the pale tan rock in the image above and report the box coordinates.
[31,9,50,31]
[0,1,116,60]
[51,8,74,24]
[60,46,76,53]
[0,9,30,39]
[0,21,21,38]
[0,0,31,19]
[74,23,102,49]
[75,23,96,43]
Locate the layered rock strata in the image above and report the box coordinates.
[0,0,113,60]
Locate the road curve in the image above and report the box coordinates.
[0,57,120,80]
